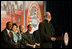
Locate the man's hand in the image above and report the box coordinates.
[26,44,36,48]
[51,37,56,41]
[35,43,40,46]
[32,45,36,48]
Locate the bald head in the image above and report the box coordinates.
[19,25,24,33]
[46,12,51,17]
[44,12,51,22]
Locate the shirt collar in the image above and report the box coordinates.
[6,29,10,34]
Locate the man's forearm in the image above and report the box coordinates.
[26,43,33,47]
[26,43,36,48]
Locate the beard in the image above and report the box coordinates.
[45,18,51,22]
[48,18,51,22]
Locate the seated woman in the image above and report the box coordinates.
[11,23,20,48]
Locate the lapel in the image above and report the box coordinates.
[43,20,52,35]
[26,31,30,39]
[4,29,10,39]
[43,20,49,33]
[25,31,32,43]
[10,32,14,41]
[5,29,14,41]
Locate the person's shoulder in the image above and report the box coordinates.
[1,28,7,33]
[10,31,12,33]
[49,22,53,26]
[22,33,27,38]
[26,30,29,34]
[10,31,14,34]
[22,32,27,35]
[33,31,37,35]
[25,31,27,34]
[49,22,52,24]
[39,21,45,25]
[1,28,7,36]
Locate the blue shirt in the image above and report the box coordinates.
[11,31,22,43]
[17,33,22,41]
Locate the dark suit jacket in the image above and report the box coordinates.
[19,33,27,48]
[39,20,55,48]
[33,30,40,43]
[1,28,15,48]
[25,31,35,45]
[20,31,35,48]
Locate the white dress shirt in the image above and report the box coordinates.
[6,29,10,35]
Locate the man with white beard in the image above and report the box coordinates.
[39,12,56,48]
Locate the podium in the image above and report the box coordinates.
[56,32,69,46]
[56,36,64,40]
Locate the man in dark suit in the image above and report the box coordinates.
[1,22,15,48]
[39,12,56,48]
[19,24,36,48]
[18,25,26,48]
[24,24,36,48]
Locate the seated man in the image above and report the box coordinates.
[18,25,26,48]
[1,22,15,48]
[20,24,36,48]
[24,24,36,48]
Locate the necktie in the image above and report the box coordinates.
[9,32,12,42]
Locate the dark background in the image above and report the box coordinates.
[46,1,71,48]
